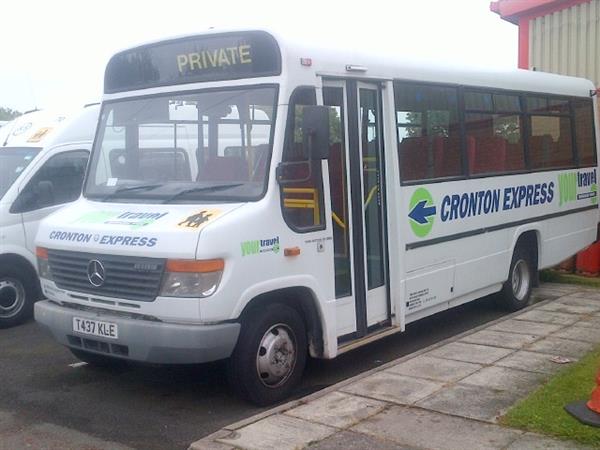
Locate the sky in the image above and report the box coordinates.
[0,0,517,114]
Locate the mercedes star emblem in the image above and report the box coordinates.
[87,259,106,287]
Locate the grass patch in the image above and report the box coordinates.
[540,270,600,289]
[502,345,600,447]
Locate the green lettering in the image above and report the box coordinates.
[241,240,260,257]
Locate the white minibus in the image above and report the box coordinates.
[34,30,599,405]
[0,105,99,328]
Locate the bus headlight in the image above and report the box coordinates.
[159,259,224,298]
[36,247,53,281]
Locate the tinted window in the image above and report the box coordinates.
[465,91,525,175]
[573,100,597,166]
[464,92,493,111]
[0,147,40,199]
[527,96,570,114]
[16,150,89,212]
[526,95,574,170]
[395,83,462,182]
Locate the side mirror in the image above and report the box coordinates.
[276,161,311,186]
[302,106,330,160]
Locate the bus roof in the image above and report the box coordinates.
[105,28,595,99]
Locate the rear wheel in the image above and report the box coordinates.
[70,348,127,368]
[227,303,307,406]
[499,246,534,311]
[0,265,38,329]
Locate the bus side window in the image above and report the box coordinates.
[464,91,525,175]
[573,99,597,167]
[280,87,325,232]
[526,96,574,169]
[394,82,462,182]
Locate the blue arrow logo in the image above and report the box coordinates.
[409,200,436,225]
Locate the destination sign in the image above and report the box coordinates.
[104,31,281,93]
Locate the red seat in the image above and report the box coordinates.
[399,136,428,181]
[468,136,506,174]
[433,136,462,178]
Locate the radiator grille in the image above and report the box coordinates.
[48,249,165,302]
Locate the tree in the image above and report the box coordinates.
[0,107,22,121]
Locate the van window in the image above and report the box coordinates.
[14,150,89,212]
[0,147,41,198]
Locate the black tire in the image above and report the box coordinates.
[498,246,534,311]
[70,348,127,368]
[0,264,38,329]
[227,303,307,406]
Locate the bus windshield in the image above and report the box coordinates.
[0,147,41,199]
[85,86,277,203]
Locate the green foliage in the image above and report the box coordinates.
[0,107,22,121]
[502,345,600,448]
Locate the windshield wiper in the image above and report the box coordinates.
[162,183,244,204]
[99,183,164,201]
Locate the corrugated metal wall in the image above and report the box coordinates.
[529,0,600,86]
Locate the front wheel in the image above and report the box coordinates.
[0,266,38,329]
[227,303,307,406]
[498,246,534,311]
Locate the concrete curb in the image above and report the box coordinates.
[189,286,584,448]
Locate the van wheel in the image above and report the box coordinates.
[70,348,126,368]
[499,246,533,311]
[0,266,37,329]
[227,303,307,406]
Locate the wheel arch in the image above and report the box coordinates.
[509,228,541,285]
[238,286,326,358]
[0,252,39,280]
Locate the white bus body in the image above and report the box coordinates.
[0,105,99,328]
[34,30,599,404]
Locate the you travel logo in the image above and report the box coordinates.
[408,188,436,238]
[558,170,598,207]
[241,237,281,256]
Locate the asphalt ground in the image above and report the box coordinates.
[0,293,549,450]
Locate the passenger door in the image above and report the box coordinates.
[324,80,390,341]
[14,149,90,254]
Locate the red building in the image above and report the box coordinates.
[491,0,599,99]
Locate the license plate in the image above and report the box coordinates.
[72,317,118,339]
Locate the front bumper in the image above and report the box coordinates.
[34,300,240,364]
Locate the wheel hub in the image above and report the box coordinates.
[511,259,530,301]
[0,279,25,318]
[256,324,297,388]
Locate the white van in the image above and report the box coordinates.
[0,105,99,328]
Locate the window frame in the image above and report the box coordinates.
[463,87,526,176]
[12,149,90,213]
[83,83,280,203]
[279,85,327,234]
[394,80,465,185]
[395,79,595,186]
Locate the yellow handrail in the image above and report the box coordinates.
[283,187,320,225]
